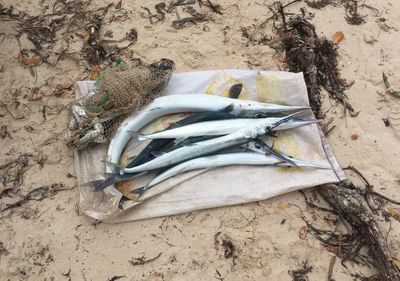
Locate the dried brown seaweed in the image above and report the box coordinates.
[342,0,365,25]
[129,252,162,266]
[289,260,313,281]
[317,183,400,280]
[305,0,366,25]
[278,17,354,118]
[0,126,12,139]
[141,0,217,28]
[0,154,32,187]
[268,7,400,279]
[1,183,73,212]
[172,13,207,29]
[1,2,135,68]
[305,0,333,9]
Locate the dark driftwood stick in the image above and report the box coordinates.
[317,184,400,281]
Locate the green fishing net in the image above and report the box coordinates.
[65,58,175,150]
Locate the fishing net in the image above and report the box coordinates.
[65,58,175,150]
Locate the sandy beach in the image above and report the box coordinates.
[1,0,400,280]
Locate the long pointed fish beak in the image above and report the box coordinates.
[254,139,298,166]
[287,159,332,170]
[269,104,310,112]
[265,148,297,166]
[266,109,310,133]
[287,118,322,128]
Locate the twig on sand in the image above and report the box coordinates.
[327,255,336,281]
[129,252,162,266]
[1,183,74,212]
[382,72,400,98]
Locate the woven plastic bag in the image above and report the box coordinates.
[74,70,345,222]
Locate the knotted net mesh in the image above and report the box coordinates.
[65,58,175,150]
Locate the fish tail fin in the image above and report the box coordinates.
[129,175,156,197]
[131,186,147,196]
[137,134,148,141]
[84,176,117,192]
[102,160,121,174]
[126,130,144,140]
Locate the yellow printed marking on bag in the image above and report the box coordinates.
[273,131,303,173]
[255,74,283,103]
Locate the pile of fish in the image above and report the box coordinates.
[87,84,331,202]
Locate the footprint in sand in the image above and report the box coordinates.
[389,98,400,137]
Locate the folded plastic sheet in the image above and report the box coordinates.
[74,70,346,223]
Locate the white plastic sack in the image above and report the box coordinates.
[74,70,345,223]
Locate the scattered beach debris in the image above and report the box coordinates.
[0,2,137,70]
[332,31,344,44]
[289,260,312,281]
[263,5,400,280]
[241,25,271,45]
[363,33,378,44]
[302,170,400,279]
[129,252,162,266]
[0,154,32,187]
[327,256,336,281]
[240,2,355,119]
[382,117,390,127]
[0,126,12,139]
[382,72,400,99]
[61,268,72,281]
[108,275,125,281]
[386,208,400,222]
[221,238,235,259]
[305,0,366,25]
[171,12,207,29]
[214,232,236,261]
[1,183,73,212]
[277,202,290,210]
[0,241,9,256]
[140,0,221,28]
[342,0,366,25]
[298,225,308,240]
[277,16,354,118]
[316,181,400,279]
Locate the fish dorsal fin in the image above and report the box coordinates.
[229,83,243,99]
[221,103,234,113]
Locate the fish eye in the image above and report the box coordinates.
[255,143,261,149]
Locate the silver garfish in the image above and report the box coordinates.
[91,111,306,191]
[119,111,306,175]
[137,117,318,140]
[133,152,331,200]
[106,94,309,169]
